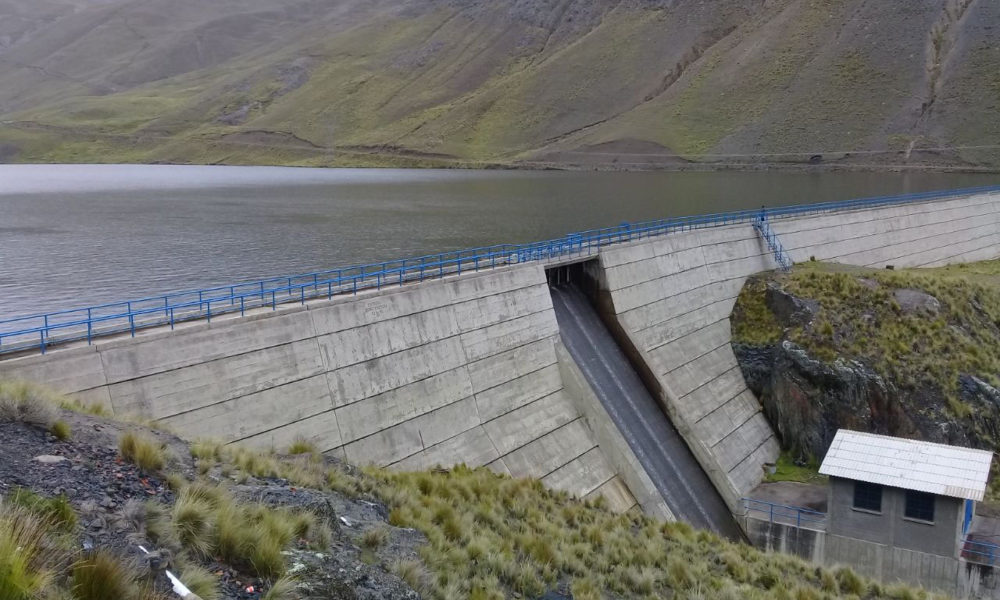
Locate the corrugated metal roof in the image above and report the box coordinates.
[818,430,993,501]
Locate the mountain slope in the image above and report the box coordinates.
[1,0,998,169]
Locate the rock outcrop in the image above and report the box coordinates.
[731,262,1000,464]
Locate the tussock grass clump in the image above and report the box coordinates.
[0,380,57,426]
[262,575,298,600]
[146,481,330,580]
[8,488,78,533]
[179,563,220,600]
[70,551,137,600]
[286,437,317,455]
[0,502,59,599]
[190,439,223,461]
[119,431,166,472]
[359,526,389,550]
[60,397,109,417]
[391,559,428,593]
[50,419,71,440]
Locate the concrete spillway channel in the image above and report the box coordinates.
[549,279,742,540]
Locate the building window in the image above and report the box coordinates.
[853,481,882,512]
[905,490,935,522]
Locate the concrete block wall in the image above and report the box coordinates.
[597,225,782,508]
[594,191,1000,508]
[771,191,1000,268]
[0,265,637,512]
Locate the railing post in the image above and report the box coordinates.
[240,296,245,316]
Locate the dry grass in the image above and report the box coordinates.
[178,563,220,600]
[359,465,929,600]
[119,431,167,472]
[145,481,330,580]
[50,420,71,441]
[286,438,317,455]
[0,380,57,426]
[359,526,389,550]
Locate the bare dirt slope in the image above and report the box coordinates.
[0,0,997,169]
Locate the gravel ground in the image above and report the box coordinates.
[0,409,422,599]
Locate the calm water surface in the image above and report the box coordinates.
[1,164,997,320]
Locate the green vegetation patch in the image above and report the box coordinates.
[182,437,941,600]
[764,452,827,485]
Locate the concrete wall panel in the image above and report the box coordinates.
[542,447,616,499]
[159,374,333,443]
[598,190,1000,510]
[499,419,596,480]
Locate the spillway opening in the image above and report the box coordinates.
[546,259,744,539]
[545,259,601,299]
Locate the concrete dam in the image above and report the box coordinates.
[2,186,1000,540]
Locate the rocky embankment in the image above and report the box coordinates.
[731,260,1000,476]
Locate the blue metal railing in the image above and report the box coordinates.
[753,216,794,272]
[1,184,998,356]
[741,498,827,529]
[963,538,1000,566]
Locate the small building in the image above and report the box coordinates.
[819,429,993,560]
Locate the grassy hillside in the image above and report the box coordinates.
[0,380,945,599]
[0,0,999,169]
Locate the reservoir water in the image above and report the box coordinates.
[1,164,997,321]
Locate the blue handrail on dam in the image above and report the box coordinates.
[2,184,999,355]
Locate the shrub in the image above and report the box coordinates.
[119,431,166,472]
